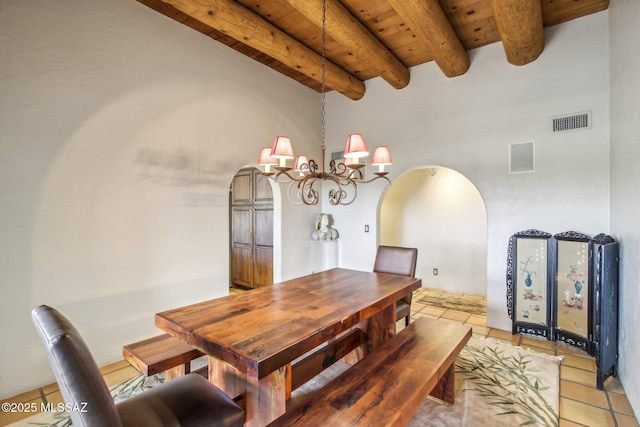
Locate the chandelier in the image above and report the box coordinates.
[256,0,392,206]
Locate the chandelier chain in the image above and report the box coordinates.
[321,0,326,153]
[257,0,391,206]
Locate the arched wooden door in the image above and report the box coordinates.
[229,167,274,288]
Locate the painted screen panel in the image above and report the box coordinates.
[556,240,589,339]
[515,238,548,325]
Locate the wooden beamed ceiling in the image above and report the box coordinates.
[138,0,609,100]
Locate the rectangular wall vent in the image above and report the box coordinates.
[509,141,535,174]
[331,151,344,161]
[552,111,591,132]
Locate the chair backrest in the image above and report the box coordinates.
[32,305,123,427]
[373,245,418,278]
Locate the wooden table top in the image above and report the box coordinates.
[156,268,421,378]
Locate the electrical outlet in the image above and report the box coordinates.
[433,268,438,276]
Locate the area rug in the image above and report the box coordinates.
[14,336,559,427]
[408,335,562,427]
[417,288,487,316]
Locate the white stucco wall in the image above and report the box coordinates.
[0,0,319,398]
[324,12,610,334]
[609,0,640,416]
[379,167,487,295]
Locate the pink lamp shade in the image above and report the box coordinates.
[293,155,309,171]
[270,136,294,168]
[258,146,278,174]
[258,147,278,165]
[343,133,369,159]
[371,146,392,173]
[371,146,392,165]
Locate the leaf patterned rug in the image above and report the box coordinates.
[408,335,562,427]
[416,288,487,316]
[14,336,559,427]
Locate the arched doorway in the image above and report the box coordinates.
[229,167,274,288]
[379,166,487,296]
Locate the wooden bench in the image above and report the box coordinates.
[269,317,472,426]
[123,334,204,380]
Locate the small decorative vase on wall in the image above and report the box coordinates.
[574,282,583,296]
[525,273,533,288]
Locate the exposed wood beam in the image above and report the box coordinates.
[161,0,365,100]
[491,0,544,66]
[284,0,410,90]
[386,0,470,78]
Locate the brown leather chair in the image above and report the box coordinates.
[373,245,418,326]
[32,305,244,427]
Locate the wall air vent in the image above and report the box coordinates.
[552,111,591,132]
[509,141,535,174]
[331,151,344,162]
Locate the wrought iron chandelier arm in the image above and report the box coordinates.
[349,173,391,185]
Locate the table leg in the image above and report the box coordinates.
[244,366,288,427]
[208,356,246,400]
[342,303,396,366]
[208,356,289,426]
[365,303,396,352]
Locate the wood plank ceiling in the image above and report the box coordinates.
[137,0,609,100]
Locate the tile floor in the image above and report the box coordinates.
[1,289,637,427]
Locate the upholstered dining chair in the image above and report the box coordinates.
[373,245,419,326]
[32,305,244,427]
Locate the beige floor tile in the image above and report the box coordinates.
[440,309,470,322]
[560,353,597,372]
[0,397,44,425]
[422,306,446,316]
[99,359,131,375]
[561,365,597,387]
[0,389,41,405]
[521,335,556,351]
[559,419,587,427]
[466,314,487,326]
[556,341,591,357]
[560,397,616,427]
[45,390,64,405]
[470,324,490,337]
[616,413,640,427]
[41,382,59,395]
[411,312,439,320]
[605,377,626,394]
[410,306,425,315]
[530,346,557,356]
[488,328,520,344]
[609,391,636,416]
[560,380,608,409]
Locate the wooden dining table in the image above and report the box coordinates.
[155,268,421,427]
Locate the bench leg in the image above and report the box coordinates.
[430,362,456,404]
[164,362,190,381]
